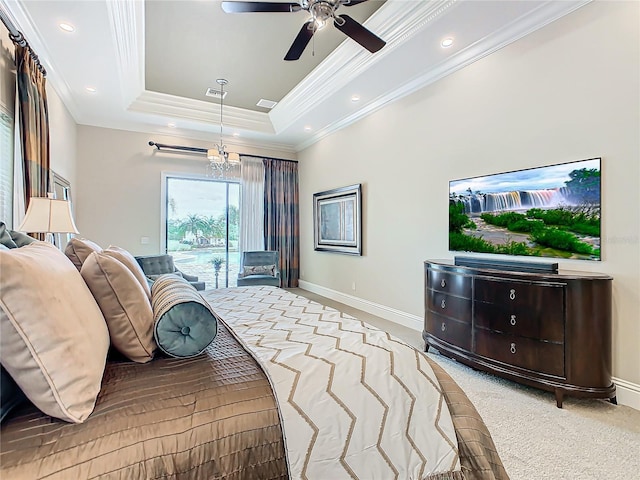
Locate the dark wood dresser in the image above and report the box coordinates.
[423,259,616,407]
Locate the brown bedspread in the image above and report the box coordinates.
[1,323,507,480]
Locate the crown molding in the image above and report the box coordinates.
[270,0,457,134]
[129,90,274,135]
[105,0,144,107]
[0,0,82,121]
[293,0,592,151]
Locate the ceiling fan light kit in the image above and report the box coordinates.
[221,0,386,61]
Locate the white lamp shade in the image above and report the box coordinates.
[207,148,224,163]
[227,151,240,163]
[17,197,79,233]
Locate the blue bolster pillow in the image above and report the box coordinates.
[150,274,217,358]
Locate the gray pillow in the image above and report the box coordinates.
[151,274,217,358]
[9,229,37,247]
[0,222,38,249]
[0,222,18,249]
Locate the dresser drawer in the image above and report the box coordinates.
[426,290,472,323]
[474,277,565,311]
[425,312,472,351]
[428,269,472,298]
[474,302,564,342]
[475,329,564,377]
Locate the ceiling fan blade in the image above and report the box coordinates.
[342,0,370,6]
[221,1,301,13]
[284,21,317,61]
[334,14,386,53]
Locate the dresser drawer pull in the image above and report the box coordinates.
[510,343,517,354]
[509,289,516,300]
[441,299,446,309]
[510,315,517,326]
[441,322,446,332]
[441,279,446,288]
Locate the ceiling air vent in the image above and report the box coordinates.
[257,99,278,109]
[205,87,227,99]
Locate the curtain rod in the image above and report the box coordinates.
[148,141,207,155]
[0,6,46,75]
[148,141,298,163]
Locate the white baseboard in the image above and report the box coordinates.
[612,377,640,411]
[297,280,640,411]
[297,280,423,331]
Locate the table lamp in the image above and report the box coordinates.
[17,194,79,247]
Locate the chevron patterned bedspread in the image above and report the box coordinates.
[202,286,463,480]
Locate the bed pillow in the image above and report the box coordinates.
[151,274,217,358]
[65,237,102,270]
[0,222,18,248]
[0,242,109,423]
[9,229,37,247]
[81,252,156,363]
[241,264,276,277]
[103,245,152,300]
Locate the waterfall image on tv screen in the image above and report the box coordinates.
[449,157,601,261]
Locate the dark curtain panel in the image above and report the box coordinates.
[263,159,299,288]
[16,44,50,239]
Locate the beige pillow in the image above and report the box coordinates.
[103,245,152,300]
[81,252,156,363]
[0,242,109,423]
[65,237,102,271]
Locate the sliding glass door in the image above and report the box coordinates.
[164,175,240,289]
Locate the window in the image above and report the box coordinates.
[163,174,240,289]
[0,107,14,226]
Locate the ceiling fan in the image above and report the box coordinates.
[221,1,386,61]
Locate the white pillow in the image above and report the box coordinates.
[0,242,109,423]
[81,252,156,363]
[64,237,102,271]
[103,245,152,300]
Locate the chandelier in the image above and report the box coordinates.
[207,78,240,177]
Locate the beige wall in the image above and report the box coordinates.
[75,125,295,255]
[298,1,640,402]
[47,85,77,191]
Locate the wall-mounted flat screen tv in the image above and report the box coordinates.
[449,157,601,261]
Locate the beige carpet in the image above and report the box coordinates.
[290,288,640,480]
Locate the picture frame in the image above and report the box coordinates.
[313,184,362,255]
[51,171,73,251]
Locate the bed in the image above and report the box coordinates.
[0,287,508,480]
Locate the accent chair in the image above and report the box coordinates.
[135,254,206,291]
[236,250,280,287]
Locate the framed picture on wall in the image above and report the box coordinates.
[313,184,362,255]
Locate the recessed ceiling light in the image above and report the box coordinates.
[351,95,360,103]
[167,122,176,128]
[232,132,240,137]
[59,23,75,33]
[85,87,97,93]
[304,126,312,132]
[441,37,454,48]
